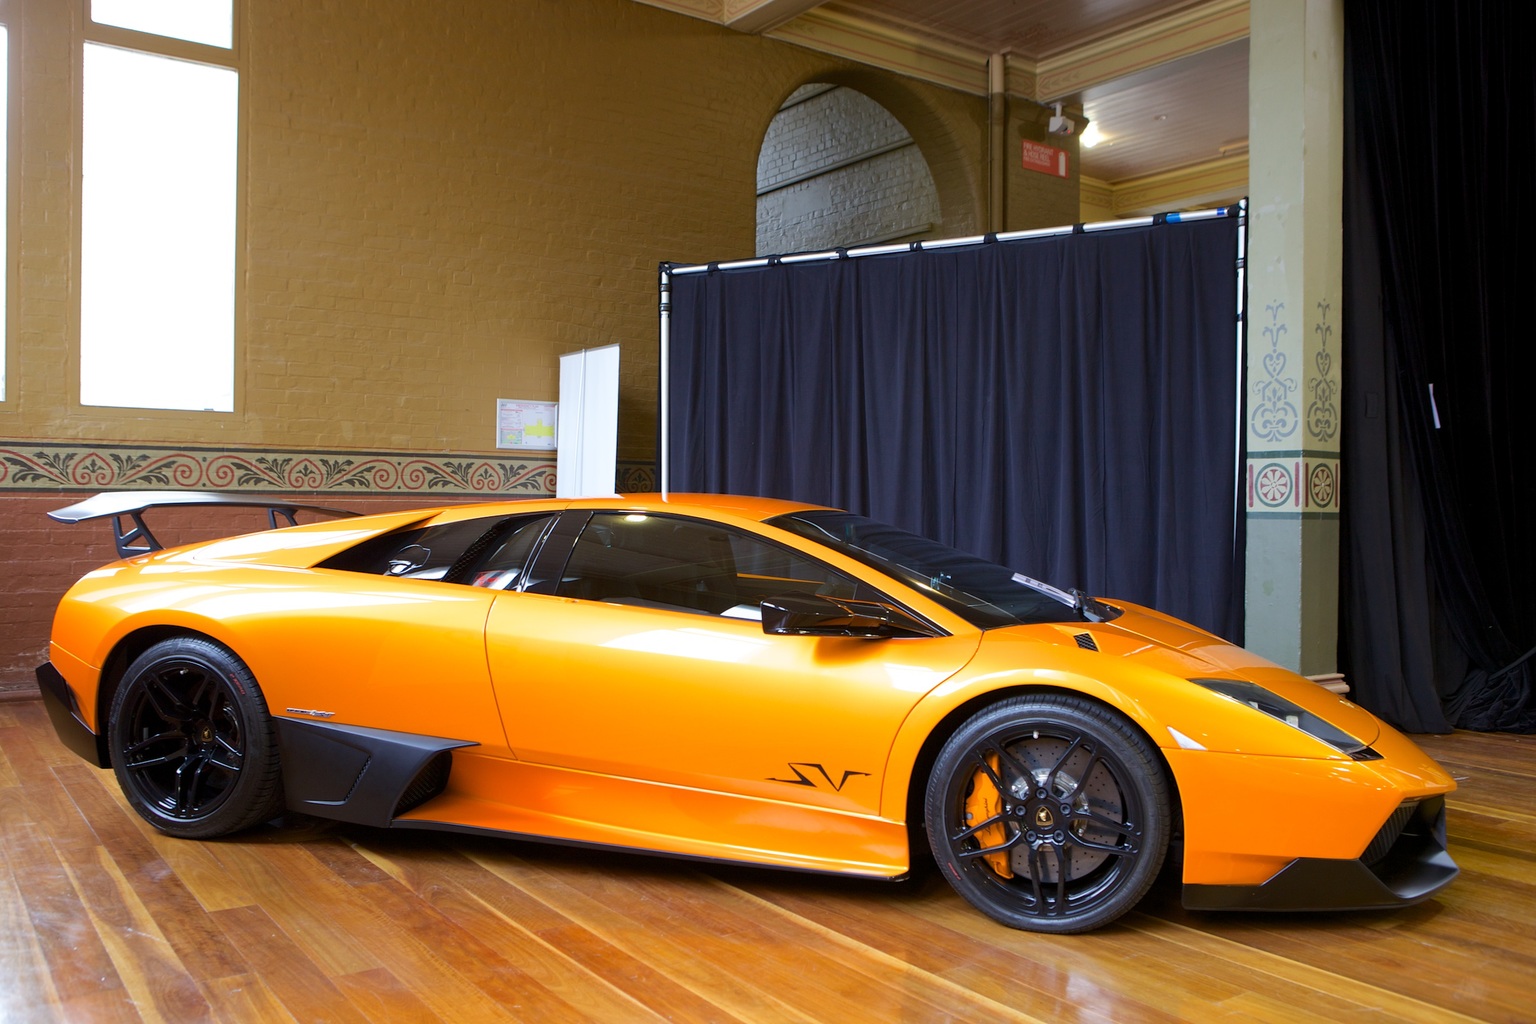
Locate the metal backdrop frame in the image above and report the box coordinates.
[657,201,1247,505]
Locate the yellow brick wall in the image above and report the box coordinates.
[0,0,1091,687]
[0,0,1075,465]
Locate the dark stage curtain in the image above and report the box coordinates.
[1343,0,1536,731]
[667,216,1245,642]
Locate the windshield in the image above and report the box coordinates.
[767,510,1085,629]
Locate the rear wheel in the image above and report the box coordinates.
[109,637,282,838]
[925,694,1170,933]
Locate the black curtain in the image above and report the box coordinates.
[668,216,1245,642]
[1343,0,1536,731]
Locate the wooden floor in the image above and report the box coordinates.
[2,698,1532,1023]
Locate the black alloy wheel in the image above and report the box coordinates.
[109,636,283,838]
[925,694,1171,933]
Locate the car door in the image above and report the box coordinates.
[484,510,981,819]
[256,508,560,749]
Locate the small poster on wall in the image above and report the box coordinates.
[495,398,558,450]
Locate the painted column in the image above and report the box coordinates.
[1244,0,1343,675]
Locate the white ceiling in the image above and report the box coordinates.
[821,0,1213,58]
[639,0,1250,185]
[824,0,1248,181]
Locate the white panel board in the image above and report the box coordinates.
[556,344,621,498]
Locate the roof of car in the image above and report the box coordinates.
[577,492,833,522]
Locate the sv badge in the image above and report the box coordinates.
[769,762,870,792]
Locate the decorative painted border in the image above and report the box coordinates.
[616,463,658,493]
[1246,454,1339,516]
[0,441,663,498]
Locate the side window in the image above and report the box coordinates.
[556,513,864,618]
[321,513,556,586]
[466,516,559,590]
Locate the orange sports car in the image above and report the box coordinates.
[37,491,1458,933]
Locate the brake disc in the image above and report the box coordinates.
[1005,737,1125,882]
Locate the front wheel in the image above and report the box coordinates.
[925,694,1170,933]
[108,637,283,838]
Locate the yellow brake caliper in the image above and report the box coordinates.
[965,753,1014,878]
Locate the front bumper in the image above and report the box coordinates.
[36,661,109,768]
[1183,795,1457,911]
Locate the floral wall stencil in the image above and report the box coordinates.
[0,444,566,496]
[1307,300,1340,444]
[1250,301,1299,443]
[1,443,659,497]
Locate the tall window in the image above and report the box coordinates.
[80,1,238,411]
[0,23,9,401]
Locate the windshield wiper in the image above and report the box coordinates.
[1070,588,1121,623]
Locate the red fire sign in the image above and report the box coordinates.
[1022,140,1070,178]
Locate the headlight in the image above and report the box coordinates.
[1190,679,1378,759]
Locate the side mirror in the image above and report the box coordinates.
[760,593,935,639]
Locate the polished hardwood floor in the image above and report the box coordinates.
[1,696,1532,1023]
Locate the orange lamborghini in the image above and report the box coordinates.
[37,491,1458,933]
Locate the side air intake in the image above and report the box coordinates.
[1363,798,1421,867]
[395,751,453,816]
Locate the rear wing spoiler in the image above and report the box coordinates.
[48,491,361,559]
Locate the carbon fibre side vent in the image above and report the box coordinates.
[1363,800,1420,866]
[1074,632,1099,651]
[394,751,453,816]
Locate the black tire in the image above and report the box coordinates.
[108,636,283,838]
[925,694,1170,933]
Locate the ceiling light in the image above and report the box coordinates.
[1080,122,1104,148]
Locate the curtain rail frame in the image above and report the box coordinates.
[657,204,1246,499]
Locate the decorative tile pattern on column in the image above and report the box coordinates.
[1250,300,1299,444]
[1245,453,1340,517]
[1307,300,1339,444]
[1247,297,1340,521]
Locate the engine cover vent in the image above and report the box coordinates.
[1074,632,1099,651]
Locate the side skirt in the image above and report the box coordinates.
[397,752,913,878]
[273,725,913,879]
[393,816,911,881]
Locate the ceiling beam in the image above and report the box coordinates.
[765,0,1244,104]
[724,0,832,34]
[1094,153,1249,216]
[629,0,1246,105]
[629,0,723,22]
[766,6,991,95]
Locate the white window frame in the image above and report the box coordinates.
[0,13,10,402]
[77,0,243,413]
